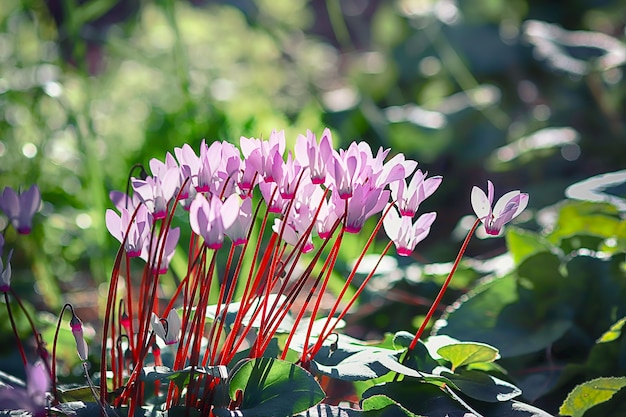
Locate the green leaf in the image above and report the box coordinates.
[441,369,521,402]
[436,342,500,370]
[307,335,403,381]
[362,381,470,416]
[56,385,98,403]
[435,273,572,357]
[361,394,422,417]
[505,227,553,264]
[597,316,626,343]
[560,377,626,417]
[547,201,624,249]
[225,357,325,417]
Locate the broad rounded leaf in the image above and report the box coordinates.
[559,377,626,417]
[226,357,325,417]
[437,342,499,371]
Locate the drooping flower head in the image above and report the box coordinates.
[0,248,13,293]
[105,205,152,257]
[151,309,182,345]
[471,180,529,236]
[0,185,41,234]
[390,169,443,218]
[383,208,437,256]
[70,313,88,362]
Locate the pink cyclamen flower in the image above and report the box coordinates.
[189,193,239,249]
[0,249,13,292]
[70,314,88,362]
[0,185,41,234]
[344,184,390,234]
[390,169,443,218]
[383,209,437,256]
[131,172,179,220]
[295,128,334,185]
[150,309,182,345]
[471,180,529,236]
[225,197,253,246]
[0,361,50,417]
[105,205,152,257]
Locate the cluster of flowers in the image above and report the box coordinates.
[105,129,444,272]
[0,127,528,415]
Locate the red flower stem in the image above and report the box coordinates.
[3,292,28,367]
[103,247,125,407]
[319,241,393,348]
[282,234,341,360]
[407,218,480,351]
[309,201,394,356]
[124,255,136,358]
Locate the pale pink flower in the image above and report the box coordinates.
[0,361,50,417]
[132,172,178,220]
[240,131,286,183]
[390,169,443,217]
[0,185,41,234]
[109,190,141,212]
[344,184,389,233]
[189,193,239,249]
[105,205,152,257]
[295,128,334,185]
[278,153,306,200]
[383,209,437,256]
[259,181,288,214]
[225,197,253,245]
[471,180,529,236]
[272,214,314,254]
[316,193,342,239]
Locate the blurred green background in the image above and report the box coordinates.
[1,0,626,373]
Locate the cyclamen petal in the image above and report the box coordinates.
[189,193,232,249]
[383,209,436,256]
[0,185,41,234]
[471,181,528,236]
[225,197,253,245]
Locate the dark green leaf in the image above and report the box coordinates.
[441,369,521,402]
[56,385,98,403]
[226,357,325,417]
[435,273,572,357]
[310,336,403,381]
[361,394,422,417]
[362,381,472,417]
